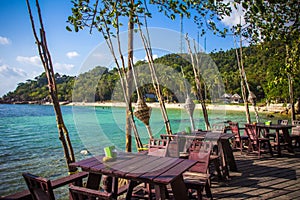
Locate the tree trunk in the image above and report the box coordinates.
[26,0,76,173]
[288,75,295,120]
[185,38,211,130]
[235,37,251,123]
[286,44,296,121]
[125,4,134,152]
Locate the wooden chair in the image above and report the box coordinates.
[134,138,170,199]
[147,138,169,157]
[229,122,248,154]
[69,185,113,200]
[211,123,226,133]
[160,134,176,141]
[267,119,288,143]
[22,171,88,200]
[183,141,213,200]
[22,173,56,200]
[291,120,300,147]
[245,124,273,158]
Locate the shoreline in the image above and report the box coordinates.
[66,101,288,114]
[3,101,292,115]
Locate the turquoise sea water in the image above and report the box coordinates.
[0,104,284,198]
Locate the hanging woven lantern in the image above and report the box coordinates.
[134,98,152,126]
[184,95,195,116]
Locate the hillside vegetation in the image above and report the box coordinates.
[1,42,299,104]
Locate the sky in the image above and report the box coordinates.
[0,0,244,97]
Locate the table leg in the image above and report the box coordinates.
[282,128,294,153]
[170,175,189,200]
[154,184,167,200]
[221,139,238,172]
[276,130,282,157]
[86,172,102,190]
[125,180,138,200]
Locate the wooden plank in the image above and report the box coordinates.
[139,158,182,182]
[153,159,196,184]
[210,149,300,199]
[51,171,88,188]
[122,156,161,177]
[127,156,171,177]
[109,156,150,177]
[80,157,104,171]
[213,158,299,194]
[69,156,101,168]
[0,190,31,200]
[89,153,138,175]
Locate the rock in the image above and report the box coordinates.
[80,149,90,155]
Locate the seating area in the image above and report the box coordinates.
[3,120,300,200]
[183,140,213,200]
[228,122,249,154]
[244,123,273,158]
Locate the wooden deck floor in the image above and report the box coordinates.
[211,147,300,199]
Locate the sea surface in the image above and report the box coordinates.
[0,104,285,198]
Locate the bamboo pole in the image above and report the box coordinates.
[26,0,76,173]
[131,60,153,139]
[97,9,143,151]
[137,21,172,135]
[185,35,211,130]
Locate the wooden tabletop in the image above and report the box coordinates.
[256,123,294,156]
[70,153,197,199]
[162,131,235,140]
[256,124,294,129]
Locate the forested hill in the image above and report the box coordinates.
[1,42,299,104]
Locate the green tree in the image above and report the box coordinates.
[237,0,300,120]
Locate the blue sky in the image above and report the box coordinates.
[0,0,243,96]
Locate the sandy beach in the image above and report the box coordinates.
[66,101,288,113]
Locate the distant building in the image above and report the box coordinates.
[231,93,242,103]
[221,93,232,103]
[144,93,157,102]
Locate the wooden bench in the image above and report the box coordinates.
[1,171,88,200]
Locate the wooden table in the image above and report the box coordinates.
[70,153,197,200]
[256,124,294,156]
[161,131,237,178]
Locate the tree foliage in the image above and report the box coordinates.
[2,44,300,104]
[233,0,300,118]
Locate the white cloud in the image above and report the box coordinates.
[54,62,74,71]
[144,54,158,61]
[0,36,10,45]
[66,51,79,59]
[16,56,41,66]
[0,65,29,96]
[221,1,245,27]
[0,64,27,78]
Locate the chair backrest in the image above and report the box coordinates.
[278,119,288,125]
[245,124,258,142]
[188,140,212,173]
[148,138,169,157]
[160,134,176,141]
[211,123,226,133]
[229,122,242,140]
[22,173,55,200]
[292,120,300,126]
[69,185,112,200]
[292,120,300,136]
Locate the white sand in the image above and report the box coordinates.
[67,101,275,113]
